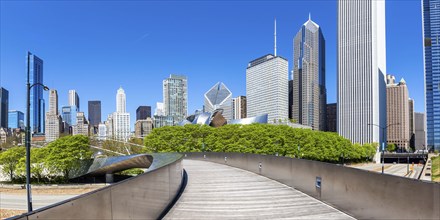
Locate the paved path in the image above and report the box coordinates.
[351,163,424,179]
[0,194,77,210]
[165,160,354,220]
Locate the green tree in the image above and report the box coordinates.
[45,135,93,180]
[0,146,25,181]
[387,143,396,152]
[16,147,48,183]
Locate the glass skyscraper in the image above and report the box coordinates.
[62,106,78,126]
[8,110,24,130]
[204,82,232,121]
[0,87,9,128]
[423,0,440,151]
[27,52,45,134]
[163,74,187,121]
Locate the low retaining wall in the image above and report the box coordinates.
[185,152,440,220]
[9,153,184,220]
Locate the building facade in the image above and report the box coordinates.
[27,52,45,134]
[153,115,174,128]
[135,118,153,138]
[386,76,410,150]
[0,87,9,128]
[68,90,80,111]
[88,100,101,132]
[292,16,326,130]
[61,106,77,127]
[72,112,89,136]
[232,96,247,120]
[337,0,387,145]
[415,112,427,150]
[116,87,126,113]
[326,103,337,132]
[45,89,62,142]
[408,98,415,149]
[113,87,130,141]
[204,82,232,121]
[8,110,24,130]
[154,102,165,116]
[136,106,151,120]
[163,74,187,121]
[422,0,440,151]
[246,54,288,124]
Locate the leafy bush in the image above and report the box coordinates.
[144,124,377,163]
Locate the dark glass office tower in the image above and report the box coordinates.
[88,101,101,127]
[0,87,9,128]
[423,0,440,151]
[136,106,151,120]
[27,52,45,134]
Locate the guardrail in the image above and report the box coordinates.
[185,152,440,220]
[9,153,184,220]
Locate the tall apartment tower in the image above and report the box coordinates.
[68,90,80,111]
[292,16,326,130]
[204,82,232,120]
[337,0,387,145]
[88,101,101,130]
[422,0,440,151]
[0,87,9,128]
[136,106,151,120]
[27,52,45,134]
[45,89,62,142]
[163,74,187,121]
[386,76,410,150]
[408,98,415,149]
[113,87,130,140]
[232,96,247,120]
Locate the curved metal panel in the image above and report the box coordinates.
[9,153,184,220]
[228,113,268,125]
[192,112,211,125]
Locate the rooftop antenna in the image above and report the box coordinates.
[274,18,277,56]
[309,12,311,21]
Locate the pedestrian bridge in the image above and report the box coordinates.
[9,153,440,220]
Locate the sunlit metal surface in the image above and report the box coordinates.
[192,112,211,125]
[228,113,268,125]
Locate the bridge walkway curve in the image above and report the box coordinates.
[165,160,354,220]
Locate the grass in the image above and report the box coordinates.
[432,156,440,182]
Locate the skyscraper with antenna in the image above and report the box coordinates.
[246,18,288,123]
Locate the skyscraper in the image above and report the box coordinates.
[27,52,45,134]
[72,112,89,136]
[45,89,62,142]
[8,110,24,130]
[292,16,326,130]
[386,76,409,150]
[136,106,151,120]
[246,54,288,124]
[204,82,232,120]
[113,87,130,140]
[135,117,153,138]
[422,0,440,151]
[0,87,9,128]
[408,98,415,149]
[163,74,187,121]
[246,20,288,124]
[232,96,247,120]
[326,103,337,132]
[68,90,80,111]
[288,80,293,120]
[415,112,427,150]
[337,0,387,145]
[61,106,77,127]
[154,102,165,116]
[88,101,101,128]
[116,87,126,113]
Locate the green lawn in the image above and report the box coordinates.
[432,156,440,182]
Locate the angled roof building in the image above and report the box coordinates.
[204,82,232,121]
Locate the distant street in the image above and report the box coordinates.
[0,194,77,210]
[350,163,424,179]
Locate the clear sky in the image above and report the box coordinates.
[0,0,425,128]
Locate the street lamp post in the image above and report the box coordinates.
[26,53,49,212]
[367,123,399,174]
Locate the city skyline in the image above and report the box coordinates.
[0,1,426,130]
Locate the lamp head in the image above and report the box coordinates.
[43,86,49,91]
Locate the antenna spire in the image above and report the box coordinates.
[274,18,277,56]
[309,12,311,20]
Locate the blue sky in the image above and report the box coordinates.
[0,0,424,128]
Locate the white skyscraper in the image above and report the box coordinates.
[204,82,232,120]
[68,90,80,111]
[246,20,288,124]
[45,89,61,142]
[113,87,130,141]
[246,54,289,123]
[337,0,387,145]
[154,102,165,116]
[116,87,126,113]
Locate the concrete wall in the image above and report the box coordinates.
[9,153,184,220]
[185,152,440,220]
